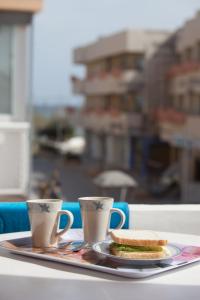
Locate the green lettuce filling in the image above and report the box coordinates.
[110,242,162,252]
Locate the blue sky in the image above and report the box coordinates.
[33,0,200,106]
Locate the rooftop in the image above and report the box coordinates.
[177,11,200,52]
[0,0,42,13]
[74,29,171,64]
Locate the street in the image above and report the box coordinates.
[33,151,98,201]
[33,151,187,204]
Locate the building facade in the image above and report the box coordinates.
[72,30,170,172]
[0,0,42,199]
[156,11,200,201]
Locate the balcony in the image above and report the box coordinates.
[154,109,200,145]
[152,108,186,142]
[153,108,186,125]
[169,72,200,95]
[72,70,143,96]
[167,62,200,79]
[167,62,200,95]
[80,110,142,134]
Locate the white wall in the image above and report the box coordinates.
[0,21,32,197]
[0,123,30,196]
[129,204,200,235]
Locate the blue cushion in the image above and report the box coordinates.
[0,202,129,234]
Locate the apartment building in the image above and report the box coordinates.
[72,30,170,172]
[0,0,42,199]
[156,11,200,200]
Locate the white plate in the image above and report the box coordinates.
[92,240,181,265]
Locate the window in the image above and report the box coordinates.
[197,41,200,62]
[120,55,127,70]
[172,95,176,109]
[178,95,184,111]
[105,58,112,72]
[0,26,13,116]
[134,56,144,71]
[191,94,197,115]
[183,95,190,113]
[185,47,193,62]
[123,94,134,112]
[174,95,179,110]
[198,95,200,115]
[135,94,143,112]
[104,96,112,110]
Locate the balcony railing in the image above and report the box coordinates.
[80,109,142,134]
[153,109,200,144]
[167,62,200,79]
[152,108,186,125]
[71,70,143,95]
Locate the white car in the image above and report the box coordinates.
[56,136,86,157]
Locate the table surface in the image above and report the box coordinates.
[0,230,200,300]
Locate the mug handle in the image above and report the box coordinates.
[56,210,74,237]
[110,208,126,230]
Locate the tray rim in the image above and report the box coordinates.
[0,235,199,279]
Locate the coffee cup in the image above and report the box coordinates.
[78,197,126,245]
[27,199,74,248]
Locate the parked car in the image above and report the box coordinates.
[56,136,86,159]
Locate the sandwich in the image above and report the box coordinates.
[110,230,168,259]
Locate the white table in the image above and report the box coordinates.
[0,230,200,300]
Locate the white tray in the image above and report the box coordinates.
[1,229,200,279]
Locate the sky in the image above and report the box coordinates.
[33,0,200,106]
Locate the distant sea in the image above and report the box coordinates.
[33,104,63,118]
[33,103,83,119]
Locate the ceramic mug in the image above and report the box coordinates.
[78,197,126,245]
[27,199,74,248]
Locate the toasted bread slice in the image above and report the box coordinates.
[110,230,168,247]
[110,246,166,259]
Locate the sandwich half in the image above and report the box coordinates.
[110,230,168,259]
